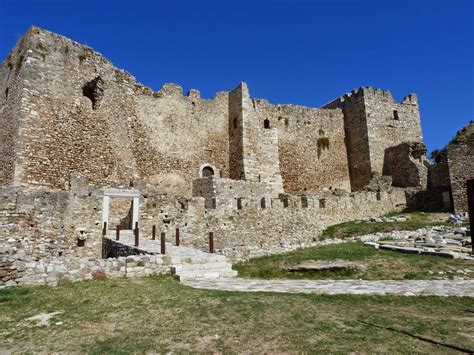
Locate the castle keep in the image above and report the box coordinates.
[2,26,466,288]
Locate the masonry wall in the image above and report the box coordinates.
[364,89,423,175]
[228,83,284,193]
[322,90,372,191]
[428,162,451,189]
[1,27,229,196]
[192,177,267,209]
[447,123,474,212]
[322,87,423,191]
[181,188,407,260]
[0,33,28,186]
[383,142,428,189]
[228,84,245,180]
[254,99,350,192]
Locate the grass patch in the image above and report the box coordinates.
[0,276,473,353]
[235,241,474,281]
[321,212,457,240]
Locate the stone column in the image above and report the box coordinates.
[132,197,140,228]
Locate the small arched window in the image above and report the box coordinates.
[237,198,243,210]
[264,119,270,129]
[260,197,266,209]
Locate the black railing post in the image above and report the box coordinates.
[134,222,139,247]
[209,232,214,253]
[161,232,166,254]
[116,225,120,241]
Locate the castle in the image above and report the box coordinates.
[0,27,471,287]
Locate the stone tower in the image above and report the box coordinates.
[228,83,284,194]
[322,87,423,190]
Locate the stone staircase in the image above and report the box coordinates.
[105,231,237,281]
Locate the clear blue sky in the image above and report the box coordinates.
[1,0,472,153]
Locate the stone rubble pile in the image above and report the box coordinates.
[362,226,472,260]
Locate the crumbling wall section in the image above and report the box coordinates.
[383,142,428,189]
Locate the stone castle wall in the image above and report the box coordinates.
[1,27,425,197]
[0,32,27,186]
[447,123,474,212]
[0,27,230,196]
[364,89,423,175]
[253,98,350,192]
[1,174,407,281]
[2,26,444,286]
[180,186,407,260]
[322,88,423,191]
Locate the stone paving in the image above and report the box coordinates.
[182,278,474,297]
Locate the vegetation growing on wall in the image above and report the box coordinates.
[15,55,24,72]
[317,137,330,158]
[78,53,87,64]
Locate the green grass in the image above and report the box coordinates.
[320,212,457,240]
[0,276,473,353]
[235,212,473,281]
[234,242,474,281]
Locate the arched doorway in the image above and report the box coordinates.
[199,163,219,178]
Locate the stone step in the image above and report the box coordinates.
[104,235,237,281]
[174,269,238,281]
[171,256,228,265]
[172,262,233,272]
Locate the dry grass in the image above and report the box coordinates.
[0,276,473,353]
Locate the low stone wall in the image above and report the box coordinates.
[1,254,169,288]
[181,188,407,261]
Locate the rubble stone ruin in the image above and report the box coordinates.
[1,26,472,287]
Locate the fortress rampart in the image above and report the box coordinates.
[1,26,439,287]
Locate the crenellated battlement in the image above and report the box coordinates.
[0,25,425,196]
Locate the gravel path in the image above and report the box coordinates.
[182,278,474,297]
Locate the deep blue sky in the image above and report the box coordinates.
[1,0,472,153]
